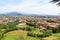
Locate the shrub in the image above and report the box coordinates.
[51,28,57,33]
[42,30,52,37]
[26,21,36,26]
[0,24,6,29]
[0,30,5,40]
[45,26,52,30]
[56,26,60,33]
[27,31,35,37]
[47,20,56,23]
[25,27,31,31]
[27,29,52,38]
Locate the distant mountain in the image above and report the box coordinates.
[0,12,60,16]
[6,12,22,16]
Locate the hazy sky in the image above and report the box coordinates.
[0,0,60,15]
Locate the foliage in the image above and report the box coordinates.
[56,26,60,33]
[44,33,60,40]
[2,30,42,40]
[26,20,36,26]
[25,26,31,31]
[4,22,19,32]
[0,29,5,40]
[42,30,52,37]
[0,24,6,29]
[51,0,60,6]
[0,22,20,40]
[45,26,51,30]
[46,20,56,23]
[45,25,60,33]
[27,29,52,38]
[49,26,60,33]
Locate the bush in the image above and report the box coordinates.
[0,24,6,29]
[27,29,52,38]
[26,21,36,26]
[25,27,31,31]
[27,29,43,37]
[56,26,60,33]
[37,32,43,37]
[0,30,5,40]
[42,30,52,37]
[25,26,35,31]
[27,31,35,37]
[47,20,56,23]
[45,26,52,30]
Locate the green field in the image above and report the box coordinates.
[1,23,60,40]
[2,30,41,40]
[44,33,60,40]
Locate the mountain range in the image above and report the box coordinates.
[0,12,60,16]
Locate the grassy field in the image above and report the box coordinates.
[2,23,60,40]
[26,36,40,40]
[44,33,60,40]
[16,23,28,29]
[2,30,27,40]
[2,30,41,40]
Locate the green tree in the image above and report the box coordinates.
[0,24,6,29]
[26,20,36,26]
[4,22,18,32]
[0,29,5,40]
[42,30,52,37]
[56,26,60,33]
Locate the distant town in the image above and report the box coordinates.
[0,13,60,29]
[0,12,60,40]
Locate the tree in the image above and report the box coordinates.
[56,26,60,33]
[0,24,6,29]
[0,29,5,40]
[26,21,36,26]
[42,30,52,37]
[46,20,56,23]
[4,22,18,32]
[51,0,60,6]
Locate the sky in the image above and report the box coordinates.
[0,0,60,15]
